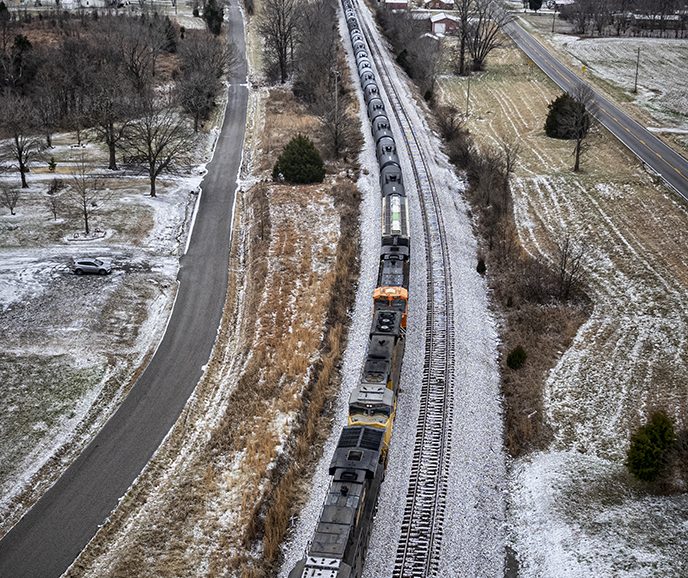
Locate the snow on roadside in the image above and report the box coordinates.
[0,130,212,531]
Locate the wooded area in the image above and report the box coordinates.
[0,3,236,196]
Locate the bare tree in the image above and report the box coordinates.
[120,96,196,197]
[46,189,63,221]
[293,0,336,103]
[89,62,138,169]
[466,0,513,72]
[31,65,62,148]
[67,155,107,235]
[0,1,14,55]
[436,105,466,141]
[556,233,586,299]
[313,76,356,159]
[0,91,43,188]
[453,0,473,76]
[177,31,237,131]
[110,20,158,95]
[1,184,19,215]
[562,83,595,172]
[258,0,300,83]
[499,136,520,177]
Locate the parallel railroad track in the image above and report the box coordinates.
[354,6,456,576]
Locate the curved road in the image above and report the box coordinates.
[0,3,248,577]
[505,18,688,201]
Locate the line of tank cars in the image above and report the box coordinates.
[288,2,411,577]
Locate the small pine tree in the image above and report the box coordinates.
[529,0,543,11]
[476,258,486,275]
[544,93,589,140]
[203,0,224,35]
[274,135,325,184]
[506,346,527,370]
[627,411,676,482]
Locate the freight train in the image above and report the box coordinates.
[288,1,410,576]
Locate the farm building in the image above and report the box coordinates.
[431,12,459,35]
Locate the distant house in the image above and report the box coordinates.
[423,0,454,11]
[383,0,408,11]
[431,12,459,35]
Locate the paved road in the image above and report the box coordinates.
[0,4,248,577]
[504,18,688,202]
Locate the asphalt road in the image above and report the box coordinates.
[0,4,248,577]
[504,18,688,202]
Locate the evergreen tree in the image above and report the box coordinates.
[203,0,224,36]
[544,93,590,140]
[529,0,543,11]
[627,411,676,482]
[274,135,325,184]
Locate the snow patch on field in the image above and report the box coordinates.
[510,452,688,577]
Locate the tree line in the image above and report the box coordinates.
[0,3,236,199]
[557,0,688,38]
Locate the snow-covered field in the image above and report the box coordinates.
[0,129,211,535]
[281,3,507,576]
[440,39,688,576]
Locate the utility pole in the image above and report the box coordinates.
[552,5,557,33]
[633,46,640,93]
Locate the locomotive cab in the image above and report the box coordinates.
[289,427,384,578]
[378,246,410,289]
[348,385,395,452]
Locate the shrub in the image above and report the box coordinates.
[544,93,589,140]
[627,411,676,482]
[506,345,527,370]
[203,0,223,35]
[274,135,325,184]
[477,258,486,275]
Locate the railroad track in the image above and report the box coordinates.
[354,5,456,576]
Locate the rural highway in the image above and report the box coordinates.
[0,3,248,577]
[504,17,688,202]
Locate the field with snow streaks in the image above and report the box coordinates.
[440,39,688,576]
